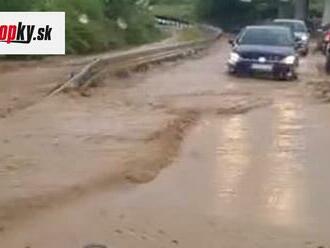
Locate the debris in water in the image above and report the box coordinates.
[171,239,179,245]
[83,244,107,248]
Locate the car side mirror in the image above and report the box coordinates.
[229,39,235,46]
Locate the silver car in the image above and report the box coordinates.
[273,19,310,56]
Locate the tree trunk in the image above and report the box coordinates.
[295,0,308,20]
[323,0,330,25]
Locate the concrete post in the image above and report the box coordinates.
[295,0,308,20]
[278,0,291,18]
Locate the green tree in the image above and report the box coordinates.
[104,0,160,45]
[0,0,162,54]
[196,0,279,30]
[0,0,38,10]
[0,0,161,54]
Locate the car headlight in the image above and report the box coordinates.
[282,55,296,65]
[301,34,308,41]
[228,52,240,65]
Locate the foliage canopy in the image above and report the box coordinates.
[0,0,161,54]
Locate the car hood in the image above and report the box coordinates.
[235,44,295,57]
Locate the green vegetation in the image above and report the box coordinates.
[151,4,195,21]
[177,27,203,42]
[196,0,280,30]
[150,0,197,21]
[311,0,325,17]
[0,0,325,54]
[0,0,161,54]
[195,0,325,31]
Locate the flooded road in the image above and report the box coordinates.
[1,40,330,247]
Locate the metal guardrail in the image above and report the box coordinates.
[49,25,222,96]
[155,16,191,29]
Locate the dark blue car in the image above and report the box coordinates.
[228,25,299,80]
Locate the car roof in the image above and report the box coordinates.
[274,19,305,24]
[245,25,291,31]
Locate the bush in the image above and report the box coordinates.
[0,0,162,54]
[105,0,161,45]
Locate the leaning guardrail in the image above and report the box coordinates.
[155,15,191,29]
[50,25,222,96]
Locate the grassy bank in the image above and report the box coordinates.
[0,0,162,55]
[151,4,196,21]
[177,27,203,42]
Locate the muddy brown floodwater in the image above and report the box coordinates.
[1,40,330,248]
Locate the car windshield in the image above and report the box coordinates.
[239,28,294,46]
[275,21,307,32]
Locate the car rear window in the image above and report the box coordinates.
[274,21,307,33]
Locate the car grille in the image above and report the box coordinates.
[240,52,284,61]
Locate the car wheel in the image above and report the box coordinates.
[275,72,286,81]
[285,68,298,81]
[275,70,297,81]
[322,46,327,55]
[289,71,298,81]
[301,49,309,57]
[227,66,236,75]
[326,56,330,74]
